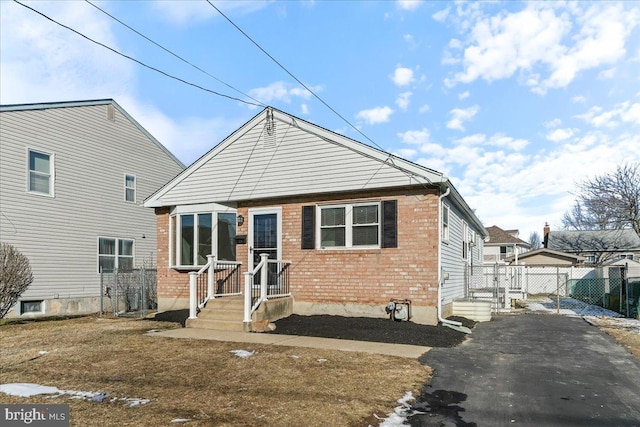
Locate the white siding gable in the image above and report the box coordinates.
[146,108,445,207]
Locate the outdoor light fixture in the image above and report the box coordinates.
[237,215,244,226]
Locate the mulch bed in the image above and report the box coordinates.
[271,314,476,347]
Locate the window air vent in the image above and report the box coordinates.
[106,105,116,122]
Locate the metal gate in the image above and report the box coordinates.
[100,267,157,317]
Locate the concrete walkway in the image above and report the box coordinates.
[148,327,431,358]
[413,314,640,427]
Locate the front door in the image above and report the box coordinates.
[248,208,282,284]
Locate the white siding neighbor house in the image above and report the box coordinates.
[145,107,486,327]
[0,99,184,317]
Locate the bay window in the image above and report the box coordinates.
[172,212,236,267]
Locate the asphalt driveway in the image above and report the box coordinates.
[412,314,640,426]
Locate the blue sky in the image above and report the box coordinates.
[2,1,639,240]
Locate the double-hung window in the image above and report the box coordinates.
[98,237,134,272]
[28,149,54,196]
[124,174,136,202]
[442,205,450,242]
[171,212,236,267]
[319,203,380,248]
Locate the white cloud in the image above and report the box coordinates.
[458,91,470,100]
[419,104,431,113]
[396,148,418,158]
[454,133,528,151]
[397,0,422,11]
[248,81,319,105]
[398,128,430,145]
[432,7,450,23]
[446,3,640,94]
[390,67,415,86]
[300,103,309,115]
[395,91,412,111]
[574,101,640,128]
[571,96,587,104]
[356,106,393,125]
[0,1,133,104]
[598,67,617,80]
[543,118,562,128]
[446,105,479,131]
[546,128,576,142]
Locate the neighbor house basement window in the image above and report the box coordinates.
[98,237,134,272]
[124,174,136,202]
[173,212,236,267]
[28,149,54,196]
[318,203,380,248]
[21,300,43,314]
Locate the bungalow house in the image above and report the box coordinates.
[144,107,486,327]
[483,225,531,264]
[0,99,185,317]
[543,223,640,265]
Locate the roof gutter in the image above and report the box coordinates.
[437,184,463,328]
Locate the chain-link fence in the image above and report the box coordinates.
[100,268,157,317]
[477,264,637,318]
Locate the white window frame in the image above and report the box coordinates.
[97,237,135,273]
[442,204,450,243]
[317,202,381,249]
[27,148,54,197]
[124,174,136,203]
[462,221,469,261]
[171,210,237,268]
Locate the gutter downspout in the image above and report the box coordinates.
[437,185,463,327]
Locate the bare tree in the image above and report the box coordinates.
[0,243,34,318]
[562,163,640,236]
[528,231,541,250]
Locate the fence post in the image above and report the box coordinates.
[260,253,269,302]
[244,272,252,324]
[114,268,119,317]
[100,267,104,316]
[141,267,146,318]
[207,255,215,300]
[556,266,560,314]
[189,272,198,319]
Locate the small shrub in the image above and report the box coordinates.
[0,242,34,318]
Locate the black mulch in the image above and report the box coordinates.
[271,315,476,348]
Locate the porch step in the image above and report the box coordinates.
[186,296,246,332]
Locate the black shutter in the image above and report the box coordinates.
[382,200,397,248]
[301,205,315,249]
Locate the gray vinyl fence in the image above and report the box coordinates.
[100,268,157,317]
[475,264,638,318]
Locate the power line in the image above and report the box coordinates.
[13,0,263,108]
[206,0,391,155]
[84,0,265,108]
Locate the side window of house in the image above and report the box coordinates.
[442,205,450,242]
[462,221,468,260]
[125,174,136,202]
[172,212,236,266]
[98,237,134,273]
[318,203,380,248]
[28,149,54,196]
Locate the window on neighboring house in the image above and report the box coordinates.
[585,254,596,264]
[172,212,236,267]
[98,237,134,272]
[21,300,43,314]
[318,203,380,248]
[125,174,136,202]
[500,246,507,260]
[442,205,450,242]
[618,254,634,260]
[28,149,53,196]
[462,221,469,260]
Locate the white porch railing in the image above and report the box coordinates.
[243,253,292,324]
[188,255,242,319]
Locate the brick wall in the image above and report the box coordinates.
[155,187,441,316]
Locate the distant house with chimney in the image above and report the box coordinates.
[483,225,531,264]
[543,223,640,265]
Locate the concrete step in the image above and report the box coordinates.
[197,308,244,322]
[186,317,246,332]
[205,297,244,310]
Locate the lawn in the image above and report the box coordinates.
[0,316,430,427]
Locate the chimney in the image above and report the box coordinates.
[543,222,550,248]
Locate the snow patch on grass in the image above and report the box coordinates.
[230,349,255,358]
[0,383,150,407]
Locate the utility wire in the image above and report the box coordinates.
[14,0,263,108]
[84,0,265,108]
[206,0,392,156]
